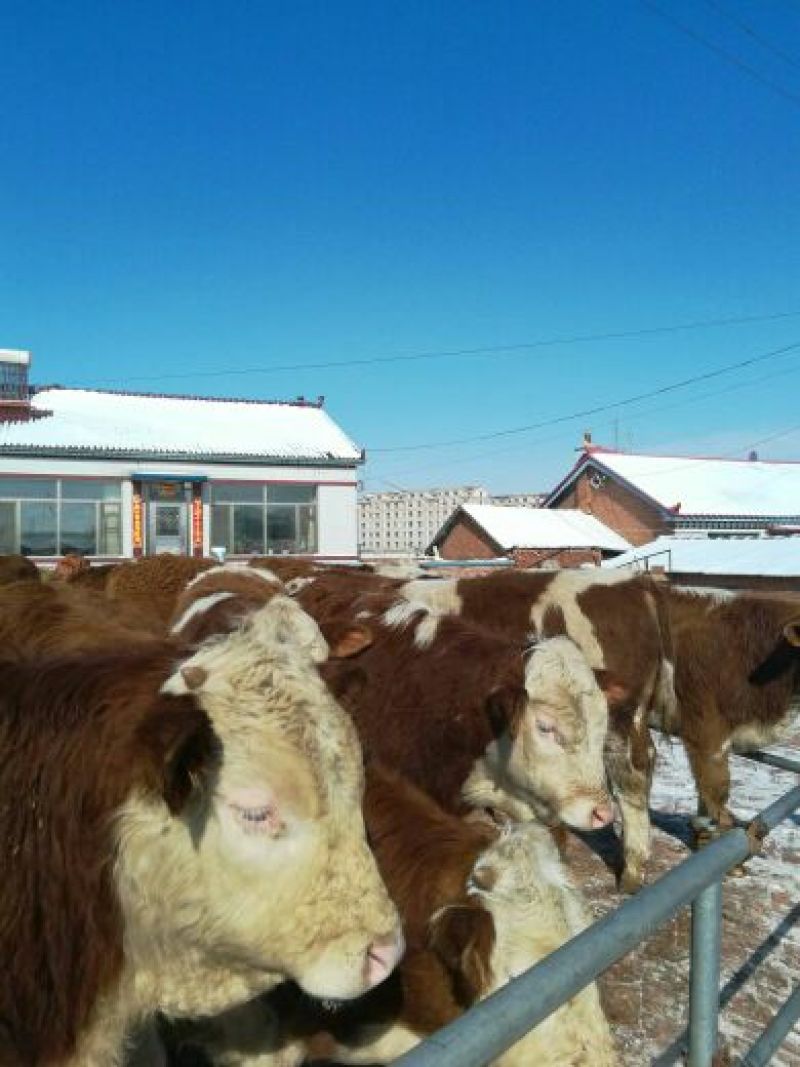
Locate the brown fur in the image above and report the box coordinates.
[105,555,216,623]
[0,554,39,586]
[171,569,285,645]
[0,647,216,1065]
[666,590,800,824]
[58,562,119,592]
[316,609,528,814]
[248,558,375,582]
[0,582,169,660]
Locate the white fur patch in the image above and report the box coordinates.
[399,578,462,616]
[284,576,316,596]
[528,571,628,669]
[381,599,440,649]
[171,591,236,635]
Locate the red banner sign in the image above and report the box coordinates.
[132,491,143,552]
[192,494,203,551]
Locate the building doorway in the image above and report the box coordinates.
[145,481,190,555]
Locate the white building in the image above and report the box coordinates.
[0,353,362,562]
[358,485,491,557]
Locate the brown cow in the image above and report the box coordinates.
[0,553,39,586]
[662,591,800,828]
[161,764,617,1067]
[0,598,402,1067]
[0,581,168,661]
[399,569,676,892]
[106,554,216,623]
[297,580,614,833]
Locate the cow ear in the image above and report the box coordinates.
[138,697,220,815]
[594,669,629,708]
[428,905,494,1005]
[485,685,526,738]
[783,619,800,648]
[327,623,373,660]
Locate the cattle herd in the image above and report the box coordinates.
[0,551,798,1067]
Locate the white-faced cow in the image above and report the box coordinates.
[0,597,401,1067]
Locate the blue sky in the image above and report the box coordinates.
[2,1,800,493]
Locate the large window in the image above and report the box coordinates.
[0,478,122,556]
[210,482,318,555]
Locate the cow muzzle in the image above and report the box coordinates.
[364,925,405,989]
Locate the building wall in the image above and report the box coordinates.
[359,486,491,556]
[553,467,669,547]
[0,456,359,560]
[512,547,601,568]
[437,516,499,560]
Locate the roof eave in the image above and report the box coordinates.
[0,445,362,468]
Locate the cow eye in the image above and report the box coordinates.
[231,804,283,835]
[536,718,557,737]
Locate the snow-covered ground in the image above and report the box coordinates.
[563,723,800,1065]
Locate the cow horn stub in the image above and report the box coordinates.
[783,619,800,648]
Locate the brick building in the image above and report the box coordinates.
[427,503,630,568]
[546,436,800,547]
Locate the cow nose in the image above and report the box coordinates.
[591,802,614,829]
[364,925,405,988]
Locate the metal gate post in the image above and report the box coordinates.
[687,878,723,1066]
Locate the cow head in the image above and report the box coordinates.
[465,822,615,1066]
[467,637,614,831]
[116,596,402,1007]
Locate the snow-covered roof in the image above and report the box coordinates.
[555,448,800,518]
[604,535,800,577]
[455,504,631,552]
[0,388,362,463]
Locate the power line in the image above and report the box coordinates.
[640,0,800,110]
[65,307,800,386]
[369,358,800,481]
[370,339,800,452]
[702,0,800,73]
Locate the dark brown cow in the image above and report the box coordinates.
[162,764,617,1067]
[400,569,676,891]
[664,591,800,827]
[0,554,39,586]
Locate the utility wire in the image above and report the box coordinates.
[640,0,800,110]
[702,0,800,73]
[65,308,800,386]
[370,339,800,453]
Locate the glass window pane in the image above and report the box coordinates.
[267,484,316,504]
[267,505,297,553]
[0,502,16,553]
[20,502,57,555]
[297,504,317,552]
[233,506,264,554]
[60,502,97,556]
[210,482,263,504]
[61,479,121,501]
[0,478,56,499]
[99,502,121,555]
[210,505,232,552]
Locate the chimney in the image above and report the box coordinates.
[0,350,35,422]
[748,450,758,462]
[578,430,593,452]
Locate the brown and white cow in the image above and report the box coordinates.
[170,566,613,832]
[161,764,617,1067]
[663,590,800,828]
[300,584,614,833]
[0,597,401,1067]
[398,568,676,891]
[105,554,216,623]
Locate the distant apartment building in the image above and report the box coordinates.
[492,492,547,508]
[359,486,492,556]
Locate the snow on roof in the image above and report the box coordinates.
[0,388,361,462]
[604,535,800,577]
[460,504,631,552]
[584,449,800,517]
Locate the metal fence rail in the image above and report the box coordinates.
[394,750,800,1067]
